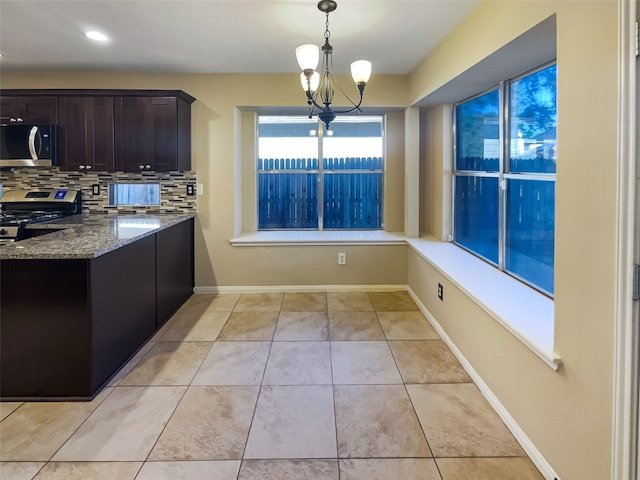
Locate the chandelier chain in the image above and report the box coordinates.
[324,12,331,41]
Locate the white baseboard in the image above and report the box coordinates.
[193,284,408,294]
[406,287,560,480]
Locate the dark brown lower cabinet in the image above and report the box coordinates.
[0,220,194,400]
[156,219,194,328]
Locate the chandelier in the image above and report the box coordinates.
[295,0,372,129]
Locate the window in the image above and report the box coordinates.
[453,63,556,295]
[108,183,160,206]
[257,115,384,230]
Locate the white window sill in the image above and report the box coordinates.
[407,236,560,370]
[229,230,560,370]
[230,230,407,246]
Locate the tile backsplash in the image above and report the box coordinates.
[0,167,197,214]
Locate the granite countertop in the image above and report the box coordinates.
[0,213,196,260]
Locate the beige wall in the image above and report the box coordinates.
[412,1,620,479]
[0,72,409,287]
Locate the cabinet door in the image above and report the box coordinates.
[156,219,194,326]
[114,96,190,172]
[0,96,58,124]
[58,97,115,172]
[149,97,178,172]
[114,97,152,172]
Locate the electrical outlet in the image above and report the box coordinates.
[91,184,100,195]
[338,252,346,265]
[186,184,195,196]
[437,283,444,301]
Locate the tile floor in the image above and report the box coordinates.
[0,291,545,480]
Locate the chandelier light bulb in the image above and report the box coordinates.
[295,44,320,71]
[351,60,372,85]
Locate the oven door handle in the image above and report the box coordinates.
[28,126,40,160]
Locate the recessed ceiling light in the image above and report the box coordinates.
[84,31,109,42]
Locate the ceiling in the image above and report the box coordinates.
[0,0,480,75]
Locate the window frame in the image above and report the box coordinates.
[452,60,557,297]
[256,115,386,231]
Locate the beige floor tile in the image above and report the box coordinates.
[234,293,283,312]
[136,461,241,480]
[437,457,545,480]
[339,458,441,480]
[281,292,327,312]
[0,462,45,480]
[334,385,432,458]
[192,342,271,385]
[263,342,332,385]
[327,292,374,312]
[32,462,141,480]
[179,293,241,313]
[149,314,180,342]
[407,384,525,457]
[328,312,385,340]
[107,340,156,387]
[0,387,113,461]
[160,311,230,341]
[149,386,259,461]
[119,341,212,386]
[0,402,23,421]
[330,341,402,384]
[52,386,186,461]
[389,340,472,384]
[273,311,329,340]
[238,459,339,480]
[368,291,418,311]
[376,311,440,340]
[216,311,278,341]
[244,385,337,459]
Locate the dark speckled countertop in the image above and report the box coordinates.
[0,213,196,260]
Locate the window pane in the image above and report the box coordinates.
[453,175,499,264]
[455,90,500,172]
[509,64,557,173]
[108,183,160,206]
[323,172,382,229]
[258,116,319,229]
[258,173,318,229]
[505,179,555,294]
[322,116,384,230]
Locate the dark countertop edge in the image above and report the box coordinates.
[1,214,196,260]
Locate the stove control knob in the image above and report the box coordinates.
[139,165,144,170]
[79,165,85,169]
[86,165,92,170]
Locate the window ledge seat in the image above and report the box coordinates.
[229,231,560,370]
[230,230,407,246]
[407,236,560,370]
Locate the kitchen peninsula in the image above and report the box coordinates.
[0,214,195,400]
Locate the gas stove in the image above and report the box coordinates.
[0,189,82,244]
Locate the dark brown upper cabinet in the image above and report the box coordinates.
[0,96,58,124]
[114,95,192,172]
[58,96,115,172]
[0,89,195,173]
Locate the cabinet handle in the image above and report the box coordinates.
[79,165,85,169]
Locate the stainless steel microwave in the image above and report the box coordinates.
[0,124,58,167]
